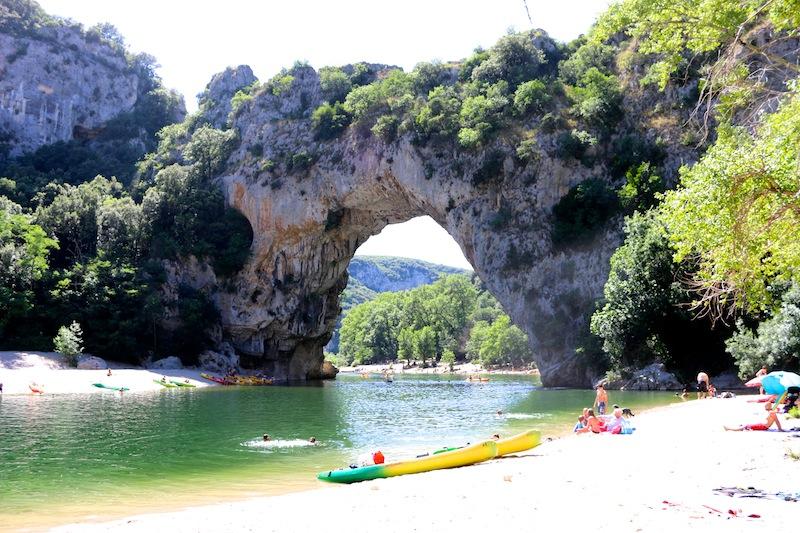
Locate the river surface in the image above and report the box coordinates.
[0,373,681,529]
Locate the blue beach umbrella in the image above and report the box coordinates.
[760,371,800,396]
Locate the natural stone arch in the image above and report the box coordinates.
[206,65,623,387]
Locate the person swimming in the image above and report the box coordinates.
[263,433,271,441]
[309,437,317,444]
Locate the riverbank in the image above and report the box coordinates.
[48,396,799,532]
[338,362,539,376]
[0,351,213,394]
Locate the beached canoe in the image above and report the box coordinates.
[495,430,541,457]
[200,373,232,385]
[92,383,129,392]
[317,440,498,484]
[153,379,177,388]
[169,380,196,388]
[29,384,44,394]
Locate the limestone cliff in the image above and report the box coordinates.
[201,35,700,385]
[0,2,179,158]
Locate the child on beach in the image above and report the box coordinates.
[573,416,586,432]
[594,384,608,415]
[724,402,783,432]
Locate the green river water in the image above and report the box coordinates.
[0,374,681,529]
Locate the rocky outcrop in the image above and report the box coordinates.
[198,342,240,373]
[197,65,257,129]
[148,356,183,370]
[606,363,682,391]
[0,16,140,156]
[77,355,107,370]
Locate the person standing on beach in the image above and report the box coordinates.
[756,366,768,395]
[594,384,608,415]
[697,372,709,399]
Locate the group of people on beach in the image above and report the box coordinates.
[573,384,632,434]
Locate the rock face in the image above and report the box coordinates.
[607,363,683,391]
[0,17,140,156]
[197,65,257,129]
[198,342,240,373]
[202,55,687,386]
[77,355,107,370]
[148,356,183,370]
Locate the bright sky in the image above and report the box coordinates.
[38,0,611,270]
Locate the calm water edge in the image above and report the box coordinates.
[0,374,680,528]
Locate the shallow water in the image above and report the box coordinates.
[0,374,680,529]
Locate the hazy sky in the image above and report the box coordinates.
[37,0,611,270]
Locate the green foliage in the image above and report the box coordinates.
[555,129,597,162]
[312,102,351,140]
[338,275,478,365]
[0,202,57,337]
[552,178,619,245]
[412,61,451,95]
[617,162,664,213]
[414,85,461,144]
[609,133,665,177]
[319,67,352,104]
[458,82,510,147]
[466,315,533,367]
[53,321,83,367]
[343,70,414,133]
[660,90,800,312]
[726,285,800,379]
[590,211,733,377]
[592,0,800,90]
[515,135,541,164]
[559,40,615,85]
[568,67,622,128]
[182,126,237,180]
[471,30,552,90]
[459,48,490,82]
[514,79,550,115]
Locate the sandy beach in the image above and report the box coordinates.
[0,352,215,394]
[32,395,798,533]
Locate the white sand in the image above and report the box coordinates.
[0,351,215,394]
[44,397,800,533]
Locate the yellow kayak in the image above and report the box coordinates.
[318,440,498,483]
[495,429,541,457]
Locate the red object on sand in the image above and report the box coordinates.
[372,451,385,464]
[29,384,43,394]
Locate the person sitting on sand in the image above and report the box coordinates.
[574,416,586,432]
[724,402,783,432]
[708,383,717,398]
[606,408,625,434]
[107,369,112,377]
[594,384,608,415]
[263,433,271,441]
[577,409,606,433]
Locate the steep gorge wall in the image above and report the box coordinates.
[0,18,140,155]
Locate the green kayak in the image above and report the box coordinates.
[169,380,196,388]
[92,383,129,392]
[153,379,177,388]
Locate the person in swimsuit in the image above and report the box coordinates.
[594,384,608,415]
[755,366,768,395]
[697,371,709,399]
[573,416,586,432]
[263,433,271,441]
[724,402,783,431]
[577,409,606,433]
